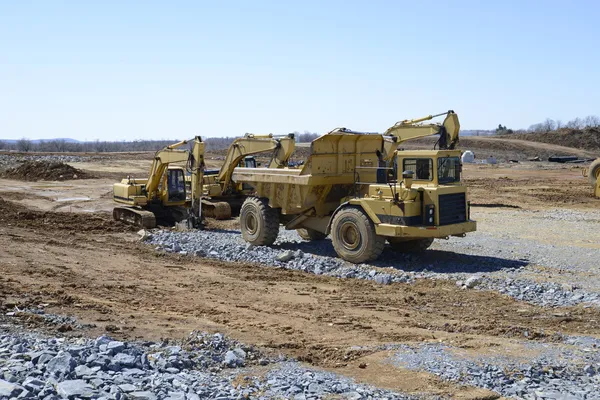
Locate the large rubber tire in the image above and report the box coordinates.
[240,197,279,246]
[297,228,327,241]
[589,158,600,186]
[331,207,385,264]
[387,237,434,253]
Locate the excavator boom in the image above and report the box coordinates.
[384,110,460,150]
[216,133,295,195]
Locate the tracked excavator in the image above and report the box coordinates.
[113,136,210,229]
[584,158,600,198]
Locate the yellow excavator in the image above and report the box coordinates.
[584,158,600,198]
[113,136,208,229]
[201,133,296,216]
[113,133,297,228]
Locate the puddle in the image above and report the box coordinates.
[55,197,91,202]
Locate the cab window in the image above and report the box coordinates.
[167,169,186,201]
[403,158,433,181]
[438,157,461,183]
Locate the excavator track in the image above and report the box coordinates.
[113,206,157,229]
[201,200,232,220]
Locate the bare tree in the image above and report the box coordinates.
[584,115,600,127]
[16,138,33,152]
[540,118,557,131]
[566,117,584,129]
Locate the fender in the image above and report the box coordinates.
[325,199,382,234]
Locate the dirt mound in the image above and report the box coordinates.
[0,197,133,232]
[2,160,94,181]
[502,127,600,153]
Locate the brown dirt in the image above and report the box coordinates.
[0,197,133,232]
[463,163,600,209]
[2,160,95,181]
[1,197,599,398]
[504,127,600,152]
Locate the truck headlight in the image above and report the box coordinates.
[425,204,435,226]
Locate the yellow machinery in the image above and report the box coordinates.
[113,133,297,228]
[232,110,476,263]
[584,158,600,198]
[113,137,211,228]
[201,133,296,216]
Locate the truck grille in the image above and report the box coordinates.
[438,193,467,226]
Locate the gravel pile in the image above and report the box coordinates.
[5,307,89,332]
[466,277,600,308]
[0,328,413,399]
[0,155,99,167]
[147,229,415,285]
[390,336,600,399]
[146,224,600,308]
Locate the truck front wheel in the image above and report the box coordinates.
[387,237,434,252]
[331,208,384,263]
[240,197,279,246]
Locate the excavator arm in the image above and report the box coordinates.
[216,133,295,195]
[383,110,460,150]
[144,140,192,199]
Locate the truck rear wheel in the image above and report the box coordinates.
[387,237,434,252]
[331,207,384,263]
[240,197,279,246]
[296,228,327,241]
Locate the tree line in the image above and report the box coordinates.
[0,131,320,153]
[496,115,600,135]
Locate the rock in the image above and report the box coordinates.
[129,391,158,400]
[57,380,95,399]
[112,353,136,367]
[171,243,182,253]
[119,383,137,392]
[75,364,97,378]
[22,377,44,392]
[464,276,482,289]
[224,350,244,367]
[137,229,150,240]
[106,341,125,354]
[0,379,23,397]
[276,251,294,262]
[37,352,56,365]
[375,274,392,285]
[46,351,75,376]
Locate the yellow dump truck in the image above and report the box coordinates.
[232,111,476,263]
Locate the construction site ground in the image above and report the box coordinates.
[1,140,599,399]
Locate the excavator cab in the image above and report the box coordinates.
[165,167,186,202]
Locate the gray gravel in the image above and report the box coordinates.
[0,327,414,399]
[0,154,102,168]
[390,335,600,399]
[145,207,600,308]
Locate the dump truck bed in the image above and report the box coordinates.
[231,132,386,216]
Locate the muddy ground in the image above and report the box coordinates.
[0,149,599,399]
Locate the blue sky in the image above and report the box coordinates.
[1,0,598,141]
